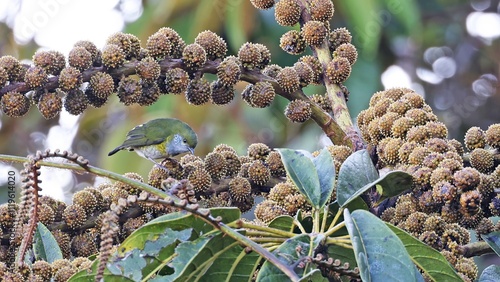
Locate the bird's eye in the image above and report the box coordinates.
[183,138,187,143]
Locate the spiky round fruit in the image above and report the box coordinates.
[114,172,144,195]
[211,80,234,105]
[255,200,288,223]
[238,42,261,70]
[37,90,62,119]
[404,211,428,233]
[250,0,275,9]
[185,77,211,105]
[432,181,458,204]
[254,43,272,69]
[464,127,485,150]
[378,112,400,137]
[248,143,270,161]
[164,68,189,94]
[453,167,481,192]
[422,152,444,169]
[268,182,296,204]
[247,81,275,108]
[460,190,482,216]
[275,0,301,26]
[469,148,494,173]
[88,72,114,99]
[138,82,160,106]
[85,87,108,108]
[74,40,99,62]
[309,94,331,112]
[217,57,241,86]
[379,137,403,165]
[426,121,448,139]
[37,203,55,226]
[293,62,313,87]
[299,55,322,84]
[106,32,132,56]
[117,76,141,105]
[1,203,17,228]
[333,43,358,65]
[484,123,500,149]
[136,56,161,82]
[397,141,418,164]
[68,46,92,71]
[455,257,478,281]
[1,91,30,117]
[24,66,48,90]
[277,67,300,93]
[265,151,286,177]
[412,166,433,188]
[310,0,334,21]
[329,27,352,51]
[301,20,328,47]
[188,167,212,193]
[391,117,415,138]
[33,260,52,281]
[406,125,430,144]
[229,176,252,202]
[146,32,172,60]
[101,44,125,68]
[438,158,463,173]
[182,43,206,70]
[387,99,411,116]
[0,55,23,80]
[429,167,453,187]
[280,30,306,55]
[53,266,77,282]
[33,50,58,75]
[71,233,97,257]
[219,151,239,177]
[63,89,88,115]
[205,152,227,180]
[248,161,271,186]
[285,99,311,123]
[475,217,494,241]
[62,204,87,229]
[195,30,227,60]
[156,27,185,58]
[58,67,81,91]
[325,57,351,84]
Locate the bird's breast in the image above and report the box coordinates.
[135,143,167,159]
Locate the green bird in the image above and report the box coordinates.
[108,118,198,165]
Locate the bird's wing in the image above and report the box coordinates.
[121,123,165,148]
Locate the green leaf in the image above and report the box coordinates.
[373,170,413,206]
[257,234,318,281]
[33,222,63,263]
[337,149,378,207]
[344,209,419,282]
[269,215,295,233]
[313,148,336,208]
[479,265,500,282]
[277,148,321,208]
[387,223,462,281]
[381,0,422,37]
[482,231,500,257]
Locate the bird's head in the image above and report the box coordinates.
[167,131,198,157]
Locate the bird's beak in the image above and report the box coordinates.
[188,147,194,154]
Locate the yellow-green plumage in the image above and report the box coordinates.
[108,118,197,160]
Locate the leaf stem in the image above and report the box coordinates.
[237,221,297,238]
[326,207,344,232]
[323,222,346,238]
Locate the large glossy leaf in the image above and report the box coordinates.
[482,231,500,257]
[373,170,413,206]
[257,234,319,282]
[269,215,295,233]
[387,223,462,281]
[336,150,378,207]
[312,148,336,208]
[479,265,500,282]
[277,149,321,208]
[33,222,63,263]
[344,209,420,282]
